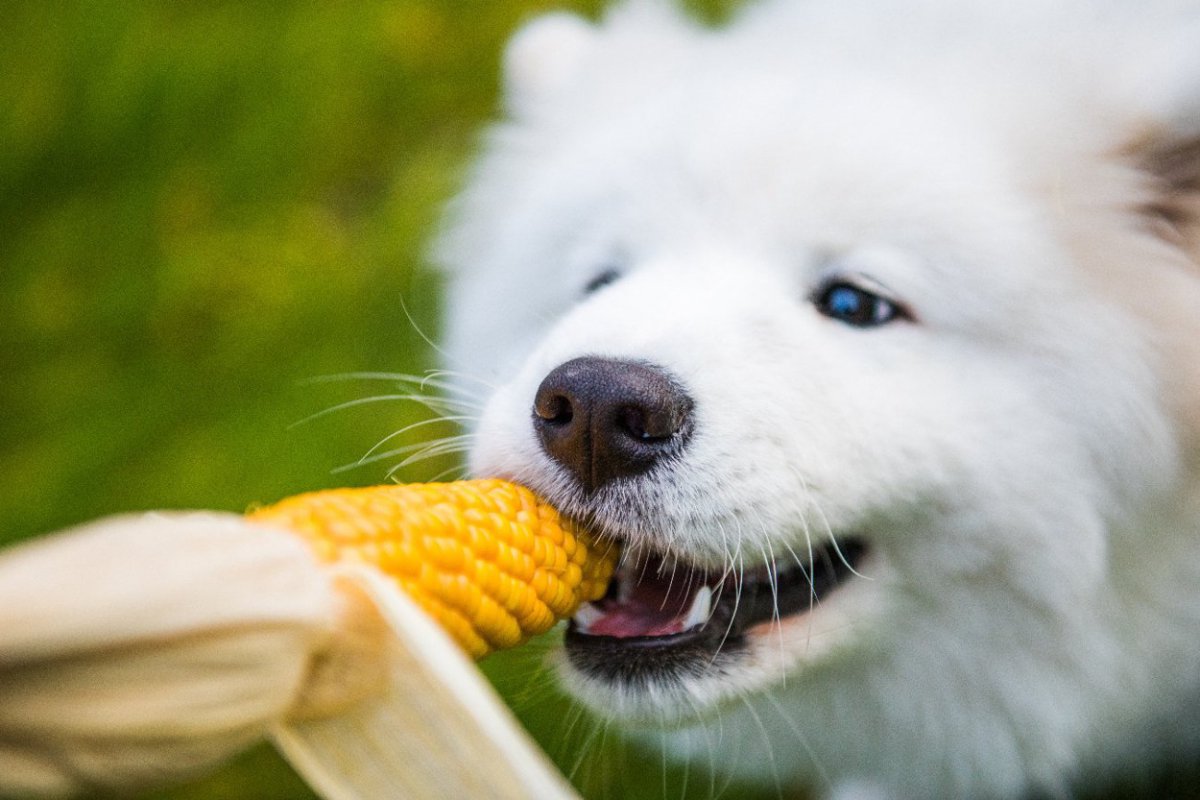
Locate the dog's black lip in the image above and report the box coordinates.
[564,538,868,677]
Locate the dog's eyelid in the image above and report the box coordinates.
[582,267,622,295]
[809,271,868,300]
[815,269,897,301]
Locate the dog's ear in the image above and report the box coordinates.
[501,2,696,120]
[1121,125,1200,462]
[1133,131,1200,263]
[502,12,597,118]
[1123,20,1200,260]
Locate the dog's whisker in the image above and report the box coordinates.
[384,441,474,480]
[679,692,720,800]
[355,414,472,461]
[375,394,478,414]
[422,463,471,483]
[398,293,464,375]
[762,691,834,794]
[420,367,497,392]
[828,532,873,582]
[658,729,670,800]
[336,433,475,473]
[298,370,479,394]
[714,544,747,659]
[661,549,682,613]
[288,394,421,429]
[737,695,786,800]
[297,370,486,406]
[333,441,453,475]
[344,417,474,471]
[558,702,589,760]
[287,394,475,430]
[707,518,743,630]
[774,535,820,656]
[390,435,477,467]
[758,538,788,681]
[564,707,606,784]
[309,369,492,407]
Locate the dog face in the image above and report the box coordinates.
[438,2,1200,795]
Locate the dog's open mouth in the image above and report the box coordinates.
[565,537,868,677]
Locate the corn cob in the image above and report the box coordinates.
[247,479,615,659]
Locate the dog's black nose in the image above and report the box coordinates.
[533,357,693,493]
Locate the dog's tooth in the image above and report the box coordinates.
[573,602,603,631]
[683,586,712,631]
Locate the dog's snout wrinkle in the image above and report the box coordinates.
[533,357,693,493]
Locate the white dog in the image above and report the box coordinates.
[437,1,1200,797]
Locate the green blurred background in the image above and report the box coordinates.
[3,2,1195,799]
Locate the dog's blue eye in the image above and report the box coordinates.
[816,282,903,327]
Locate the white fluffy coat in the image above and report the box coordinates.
[438,2,1200,797]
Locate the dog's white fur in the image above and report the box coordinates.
[437,1,1200,797]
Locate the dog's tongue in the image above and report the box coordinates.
[584,569,709,638]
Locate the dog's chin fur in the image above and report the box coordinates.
[435,1,1200,797]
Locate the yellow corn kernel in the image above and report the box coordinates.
[247,479,615,659]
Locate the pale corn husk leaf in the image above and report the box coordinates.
[0,512,336,797]
[273,563,580,800]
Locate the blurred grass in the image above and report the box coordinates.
[0,0,543,542]
[0,1,766,799]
